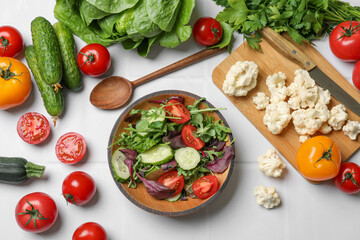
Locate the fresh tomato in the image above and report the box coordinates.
[0,26,24,58]
[329,21,360,61]
[334,162,360,194]
[181,125,205,150]
[62,171,96,205]
[352,60,360,91]
[297,136,341,181]
[0,57,31,110]
[15,192,58,233]
[77,43,111,77]
[73,222,107,240]
[157,170,185,196]
[55,132,87,164]
[17,112,50,145]
[192,175,219,199]
[164,99,191,124]
[193,17,223,46]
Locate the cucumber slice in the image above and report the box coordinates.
[175,147,201,170]
[111,149,130,183]
[166,193,181,202]
[139,144,173,165]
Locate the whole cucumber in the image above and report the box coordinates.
[53,22,82,91]
[31,16,62,87]
[25,46,65,120]
[0,157,45,184]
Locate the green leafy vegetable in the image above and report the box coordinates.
[85,0,139,14]
[146,0,181,32]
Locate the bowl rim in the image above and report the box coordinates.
[107,90,235,217]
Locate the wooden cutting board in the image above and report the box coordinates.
[212,35,360,175]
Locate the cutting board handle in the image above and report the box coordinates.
[260,27,317,71]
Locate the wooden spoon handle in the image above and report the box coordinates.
[132,47,227,87]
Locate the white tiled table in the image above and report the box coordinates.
[1,1,359,239]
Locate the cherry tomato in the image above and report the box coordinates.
[55,132,87,164]
[192,175,219,199]
[15,192,58,233]
[181,125,205,150]
[193,17,223,46]
[73,222,107,240]
[0,57,31,110]
[0,26,24,58]
[164,99,191,124]
[157,170,185,196]
[352,60,360,91]
[17,112,50,145]
[297,136,341,181]
[334,162,360,194]
[329,21,360,61]
[62,171,96,205]
[77,43,111,77]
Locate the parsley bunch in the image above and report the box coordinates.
[213,0,360,50]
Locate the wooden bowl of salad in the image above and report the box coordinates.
[108,90,235,216]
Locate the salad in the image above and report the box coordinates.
[110,96,234,202]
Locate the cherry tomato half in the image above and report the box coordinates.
[73,222,107,240]
[352,60,360,91]
[62,171,96,205]
[77,43,111,77]
[0,26,24,58]
[193,17,223,46]
[164,99,191,124]
[17,112,50,145]
[192,175,219,199]
[297,136,341,181]
[15,192,58,233]
[329,21,360,62]
[181,125,205,150]
[334,162,360,194]
[55,132,87,164]
[157,170,185,197]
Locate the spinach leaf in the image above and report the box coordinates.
[146,0,181,32]
[85,0,139,14]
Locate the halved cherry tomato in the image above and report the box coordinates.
[157,170,184,196]
[181,125,205,150]
[297,136,341,181]
[62,171,96,205]
[334,162,360,194]
[192,175,219,199]
[55,132,87,164]
[164,99,190,124]
[17,112,50,145]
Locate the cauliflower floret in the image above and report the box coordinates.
[319,122,332,134]
[222,61,258,97]
[292,103,330,135]
[299,135,310,143]
[316,86,331,105]
[263,101,292,134]
[342,120,360,140]
[266,72,288,103]
[287,69,318,110]
[328,104,348,130]
[257,149,286,177]
[253,92,270,110]
[254,186,281,209]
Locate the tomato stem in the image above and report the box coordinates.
[0,59,23,83]
[341,172,360,188]
[16,198,50,229]
[313,142,336,167]
[79,51,95,67]
[0,36,10,54]
[337,20,360,40]
[63,193,76,205]
[211,20,221,41]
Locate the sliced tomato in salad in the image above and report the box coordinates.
[181,124,205,150]
[17,112,50,145]
[192,175,219,199]
[55,132,87,164]
[157,170,185,196]
[164,99,190,124]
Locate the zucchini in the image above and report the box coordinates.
[111,149,131,183]
[0,157,45,184]
[25,45,65,121]
[174,147,201,170]
[31,16,62,87]
[139,144,173,165]
[53,22,82,91]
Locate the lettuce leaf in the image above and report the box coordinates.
[146,0,181,32]
[79,0,110,26]
[85,0,139,14]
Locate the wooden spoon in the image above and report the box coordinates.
[90,48,226,109]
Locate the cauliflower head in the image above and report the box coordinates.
[266,72,288,103]
[263,101,292,135]
[254,186,281,209]
[257,149,287,177]
[287,69,318,110]
[253,92,270,110]
[342,120,360,140]
[319,122,332,134]
[222,61,259,97]
[316,86,331,105]
[328,104,348,130]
